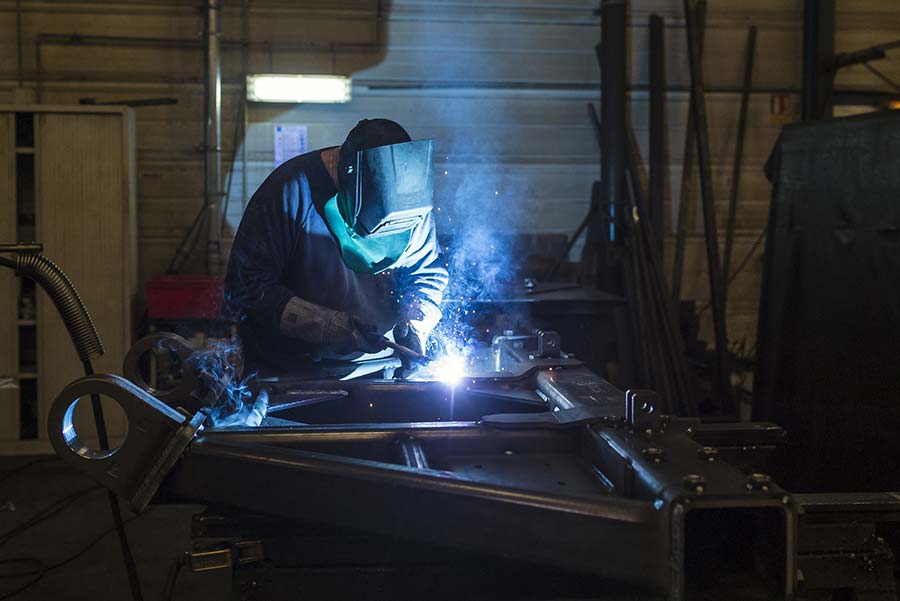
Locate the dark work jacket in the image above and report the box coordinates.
[224,149,448,371]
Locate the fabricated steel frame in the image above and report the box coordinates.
[48,334,798,600]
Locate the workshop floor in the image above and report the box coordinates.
[0,456,228,601]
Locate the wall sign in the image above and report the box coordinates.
[274,125,308,167]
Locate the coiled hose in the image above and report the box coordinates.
[14,253,104,362]
[0,252,142,600]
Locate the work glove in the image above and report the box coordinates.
[280,296,387,356]
[326,312,387,356]
[393,298,441,369]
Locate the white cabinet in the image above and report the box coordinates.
[0,106,137,455]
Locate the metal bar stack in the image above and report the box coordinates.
[648,14,666,263]
[623,129,697,416]
[671,1,706,305]
[723,25,758,297]
[683,0,732,413]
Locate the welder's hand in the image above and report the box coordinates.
[326,313,387,356]
[393,321,424,370]
[280,297,386,356]
[396,298,440,349]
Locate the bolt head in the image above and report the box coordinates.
[683,474,705,493]
[697,446,719,462]
[746,473,772,491]
[642,447,664,462]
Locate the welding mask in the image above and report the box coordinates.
[325,138,435,274]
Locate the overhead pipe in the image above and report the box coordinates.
[204,0,223,275]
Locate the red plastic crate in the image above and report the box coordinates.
[145,275,225,319]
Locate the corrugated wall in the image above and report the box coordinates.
[1,0,899,349]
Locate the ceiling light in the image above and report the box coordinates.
[246,74,352,104]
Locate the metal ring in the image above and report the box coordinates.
[122,333,198,402]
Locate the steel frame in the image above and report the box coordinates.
[48,334,798,600]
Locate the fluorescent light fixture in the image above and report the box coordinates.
[246,74,352,104]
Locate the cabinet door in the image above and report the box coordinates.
[0,114,17,441]
[37,113,131,445]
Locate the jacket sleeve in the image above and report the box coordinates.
[393,211,449,331]
[224,173,307,336]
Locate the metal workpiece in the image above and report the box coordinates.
[46,373,205,512]
[395,435,430,469]
[122,332,198,404]
[589,417,791,502]
[163,437,673,594]
[51,334,803,599]
[490,332,581,378]
[536,367,623,415]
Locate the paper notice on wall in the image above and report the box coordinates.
[274,125,308,167]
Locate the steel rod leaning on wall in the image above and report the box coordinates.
[723,25,758,298]
[683,0,732,413]
[671,0,706,305]
[648,14,666,264]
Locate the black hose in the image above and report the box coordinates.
[14,254,104,362]
[0,253,142,600]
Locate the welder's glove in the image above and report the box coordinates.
[280,296,387,356]
[326,313,387,356]
[393,298,441,367]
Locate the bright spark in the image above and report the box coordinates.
[431,354,466,384]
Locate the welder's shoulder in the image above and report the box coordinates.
[246,151,322,219]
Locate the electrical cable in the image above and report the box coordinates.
[81,360,145,601]
[0,486,101,547]
[0,512,146,601]
[0,255,144,601]
[0,457,58,487]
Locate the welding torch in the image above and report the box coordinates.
[381,337,428,362]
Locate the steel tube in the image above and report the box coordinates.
[648,14,666,261]
[802,0,835,121]
[723,26,757,295]
[163,437,671,593]
[599,0,627,294]
[683,0,731,412]
[205,0,223,274]
[671,0,706,305]
[397,436,430,469]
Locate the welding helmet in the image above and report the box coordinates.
[324,119,435,274]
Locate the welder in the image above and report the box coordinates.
[225,119,448,373]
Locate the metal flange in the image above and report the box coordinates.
[47,373,205,512]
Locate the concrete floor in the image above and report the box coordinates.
[0,456,228,601]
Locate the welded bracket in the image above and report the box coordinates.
[46,373,205,512]
[122,332,199,404]
[480,405,623,429]
[482,387,660,432]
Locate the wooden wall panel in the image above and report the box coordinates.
[0,114,17,441]
[36,112,132,443]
